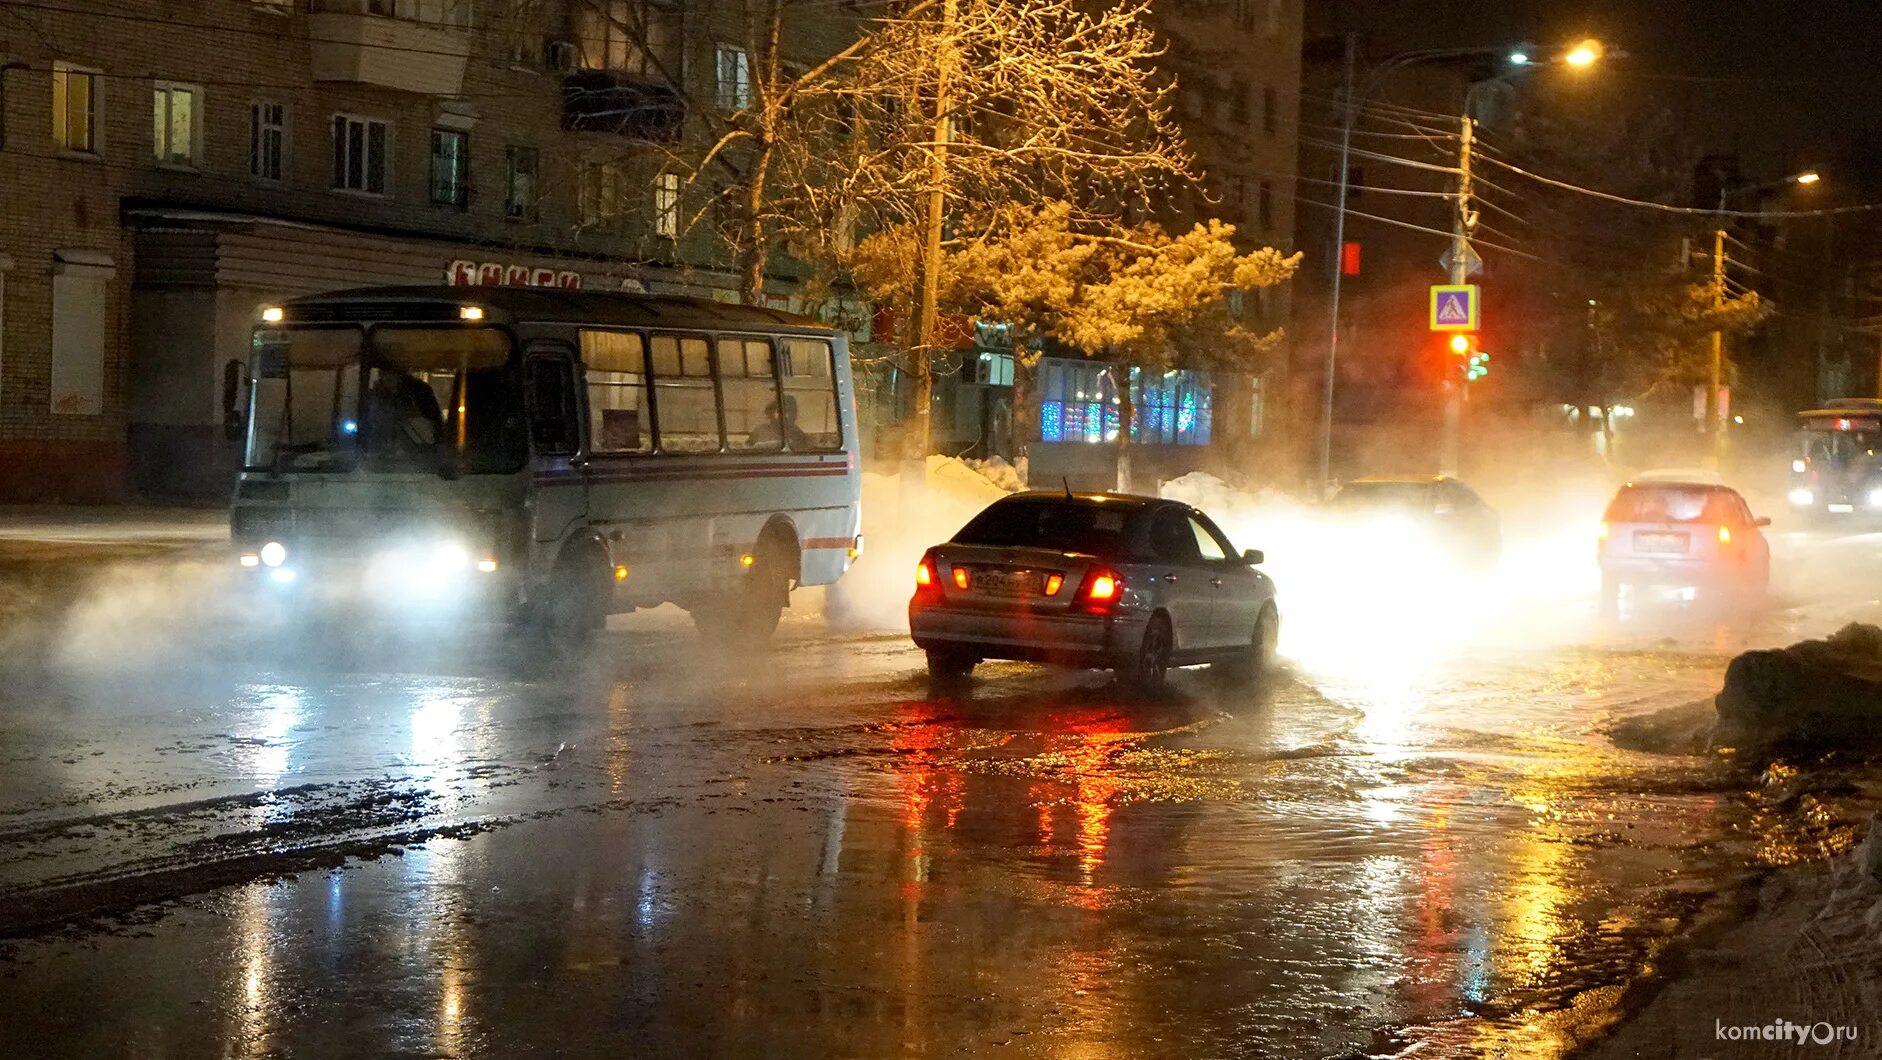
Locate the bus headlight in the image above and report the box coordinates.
[433,542,471,573]
[1788,488,1815,507]
[260,541,288,568]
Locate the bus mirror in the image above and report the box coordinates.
[221,359,247,442]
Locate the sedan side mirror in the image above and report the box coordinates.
[1243,548,1264,566]
[1755,516,1772,527]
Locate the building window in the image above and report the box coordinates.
[653,171,680,238]
[52,63,98,154]
[249,101,286,180]
[1262,85,1277,137]
[50,251,114,417]
[429,127,469,208]
[715,44,751,110]
[344,0,471,27]
[1132,368,1212,446]
[151,82,202,167]
[1258,180,1273,232]
[1265,0,1283,37]
[505,146,539,220]
[1249,374,1266,437]
[331,114,389,194]
[1233,0,1256,30]
[580,161,628,224]
[571,0,682,79]
[1038,358,1118,444]
[1230,78,1250,125]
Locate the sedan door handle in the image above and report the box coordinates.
[1210,577,1223,587]
[1162,572,1179,582]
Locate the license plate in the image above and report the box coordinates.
[974,569,1034,596]
[1633,531,1689,554]
[1830,503,1855,513]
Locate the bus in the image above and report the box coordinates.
[1788,398,1882,519]
[227,285,863,644]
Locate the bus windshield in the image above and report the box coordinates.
[247,326,523,473]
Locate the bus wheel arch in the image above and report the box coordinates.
[754,516,802,584]
[535,530,611,641]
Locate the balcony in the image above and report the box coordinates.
[563,70,684,143]
[308,1,471,96]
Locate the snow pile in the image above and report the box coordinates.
[820,456,1013,631]
[1716,623,1882,749]
[963,455,1028,493]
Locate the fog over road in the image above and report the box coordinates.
[3,512,1879,1060]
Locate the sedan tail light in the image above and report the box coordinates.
[1075,567,1124,612]
[914,553,942,602]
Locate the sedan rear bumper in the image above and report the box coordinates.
[1599,556,1752,586]
[909,602,1151,667]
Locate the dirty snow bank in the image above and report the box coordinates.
[818,456,1015,631]
[1716,623,1882,749]
[1585,814,1882,1058]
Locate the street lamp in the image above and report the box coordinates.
[1316,38,1608,492]
[1703,169,1824,466]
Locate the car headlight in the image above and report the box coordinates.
[1788,488,1815,507]
[433,542,471,573]
[260,541,288,568]
[1867,488,1882,509]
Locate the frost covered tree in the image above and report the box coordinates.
[851,201,1300,484]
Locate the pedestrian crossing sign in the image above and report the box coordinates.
[1429,285,1480,331]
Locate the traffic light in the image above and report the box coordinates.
[1446,333,1489,381]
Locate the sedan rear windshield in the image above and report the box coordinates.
[1605,485,1742,524]
[952,500,1137,556]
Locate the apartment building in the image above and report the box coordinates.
[0,0,857,500]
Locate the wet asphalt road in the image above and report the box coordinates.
[0,530,1879,1058]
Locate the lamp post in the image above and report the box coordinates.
[1705,170,1821,468]
[1317,39,1606,493]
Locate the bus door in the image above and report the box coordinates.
[523,341,587,546]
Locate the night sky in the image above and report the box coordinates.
[1312,0,1882,193]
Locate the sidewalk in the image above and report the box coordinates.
[0,506,227,561]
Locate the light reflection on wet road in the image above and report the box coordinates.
[0,596,1869,1059]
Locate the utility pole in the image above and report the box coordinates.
[1440,108,1475,477]
[1705,224,1725,468]
[1317,34,1357,498]
[907,0,957,463]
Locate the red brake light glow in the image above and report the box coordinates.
[952,566,970,590]
[1718,525,1732,545]
[916,560,935,588]
[1044,573,1064,596]
[1081,569,1122,604]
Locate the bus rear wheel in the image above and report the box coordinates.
[693,554,789,645]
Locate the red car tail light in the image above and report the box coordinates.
[953,566,971,590]
[914,554,942,602]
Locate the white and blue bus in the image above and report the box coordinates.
[229,286,862,643]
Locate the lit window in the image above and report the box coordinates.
[52,63,98,154]
[715,44,751,110]
[430,127,469,208]
[653,171,681,239]
[505,146,539,220]
[1132,368,1214,446]
[571,0,681,78]
[249,101,287,180]
[331,114,389,194]
[152,83,201,167]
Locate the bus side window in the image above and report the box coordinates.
[649,333,721,452]
[780,338,841,450]
[580,329,652,454]
[720,337,781,452]
[525,355,580,456]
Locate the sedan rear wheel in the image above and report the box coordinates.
[925,648,978,680]
[1123,615,1173,689]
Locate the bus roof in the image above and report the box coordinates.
[278,285,836,334]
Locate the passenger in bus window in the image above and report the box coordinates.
[366,369,444,451]
[747,395,809,450]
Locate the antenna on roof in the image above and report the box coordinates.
[1062,476,1073,499]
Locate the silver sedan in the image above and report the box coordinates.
[908,491,1280,685]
